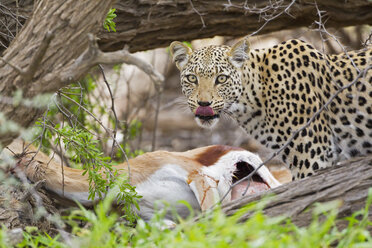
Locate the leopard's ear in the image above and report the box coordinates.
[170,41,193,70]
[228,39,250,68]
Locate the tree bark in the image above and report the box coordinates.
[0,0,115,147]
[223,157,372,231]
[2,0,372,54]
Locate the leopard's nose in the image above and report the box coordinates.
[198,101,212,106]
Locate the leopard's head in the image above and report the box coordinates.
[170,40,249,128]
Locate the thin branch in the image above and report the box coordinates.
[0,3,24,27]
[98,64,131,181]
[0,19,15,38]
[0,56,25,75]
[60,92,111,134]
[20,179,46,202]
[313,3,359,72]
[151,90,162,151]
[362,30,372,48]
[99,65,119,161]
[225,0,296,38]
[189,0,206,29]
[60,34,164,91]
[57,132,65,195]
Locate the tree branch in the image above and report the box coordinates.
[2,0,372,54]
[59,33,164,90]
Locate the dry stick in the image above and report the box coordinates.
[60,34,164,91]
[99,64,118,161]
[24,102,50,162]
[0,56,23,74]
[98,64,131,181]
[5,99,51,173]
[54,94,76,128]
[150,52,165,152]
[75,82,84,127]
[0,3,24,27]
[363,31,372,47]
[224,0,296,38]
[0,19,15,38]
[220,64,372,203]
[0,40,7,49]
[247,0,296,38]
[189,0,206,28]
[123,71,133,149]
[151,90,162,151]
[60,92,110,133]
[15,0,18,35]
[313,3,359,73]
[53,95,97,137]
[58,132,65,195]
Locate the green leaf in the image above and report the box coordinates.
[103,8,117,32]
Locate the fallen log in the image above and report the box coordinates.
[223,157,372,231]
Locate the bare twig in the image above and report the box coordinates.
[0,56,24,74]
[57,132,65,195]
[98,64,131,180]
[24,102,51,162]
[149,52,165,151]
[0,3,24,27]
[15,0,19,35]
[225,0,296,38]
[313,3,359,72]
[362,30,372,48]
[151,90,162,151]
[0,19,15,38]
[189,0,206,29]
[20,179,46,202]
[60,92,111,134]
[60,34,164,90]
[99,65,119,161]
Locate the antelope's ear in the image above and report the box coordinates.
[169,41,193,70]
[228,39,250,68]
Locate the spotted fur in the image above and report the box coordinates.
[170,39,372,180]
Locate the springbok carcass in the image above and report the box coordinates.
[4,140,284,224]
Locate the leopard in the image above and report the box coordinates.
[170,39,372,180]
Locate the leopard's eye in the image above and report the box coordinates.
[186,74,198,84]
[216,75,228,84]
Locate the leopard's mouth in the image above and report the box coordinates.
[194,106,220,128]
[231,162,271,200]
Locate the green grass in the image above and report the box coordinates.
[1,188,371,248]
